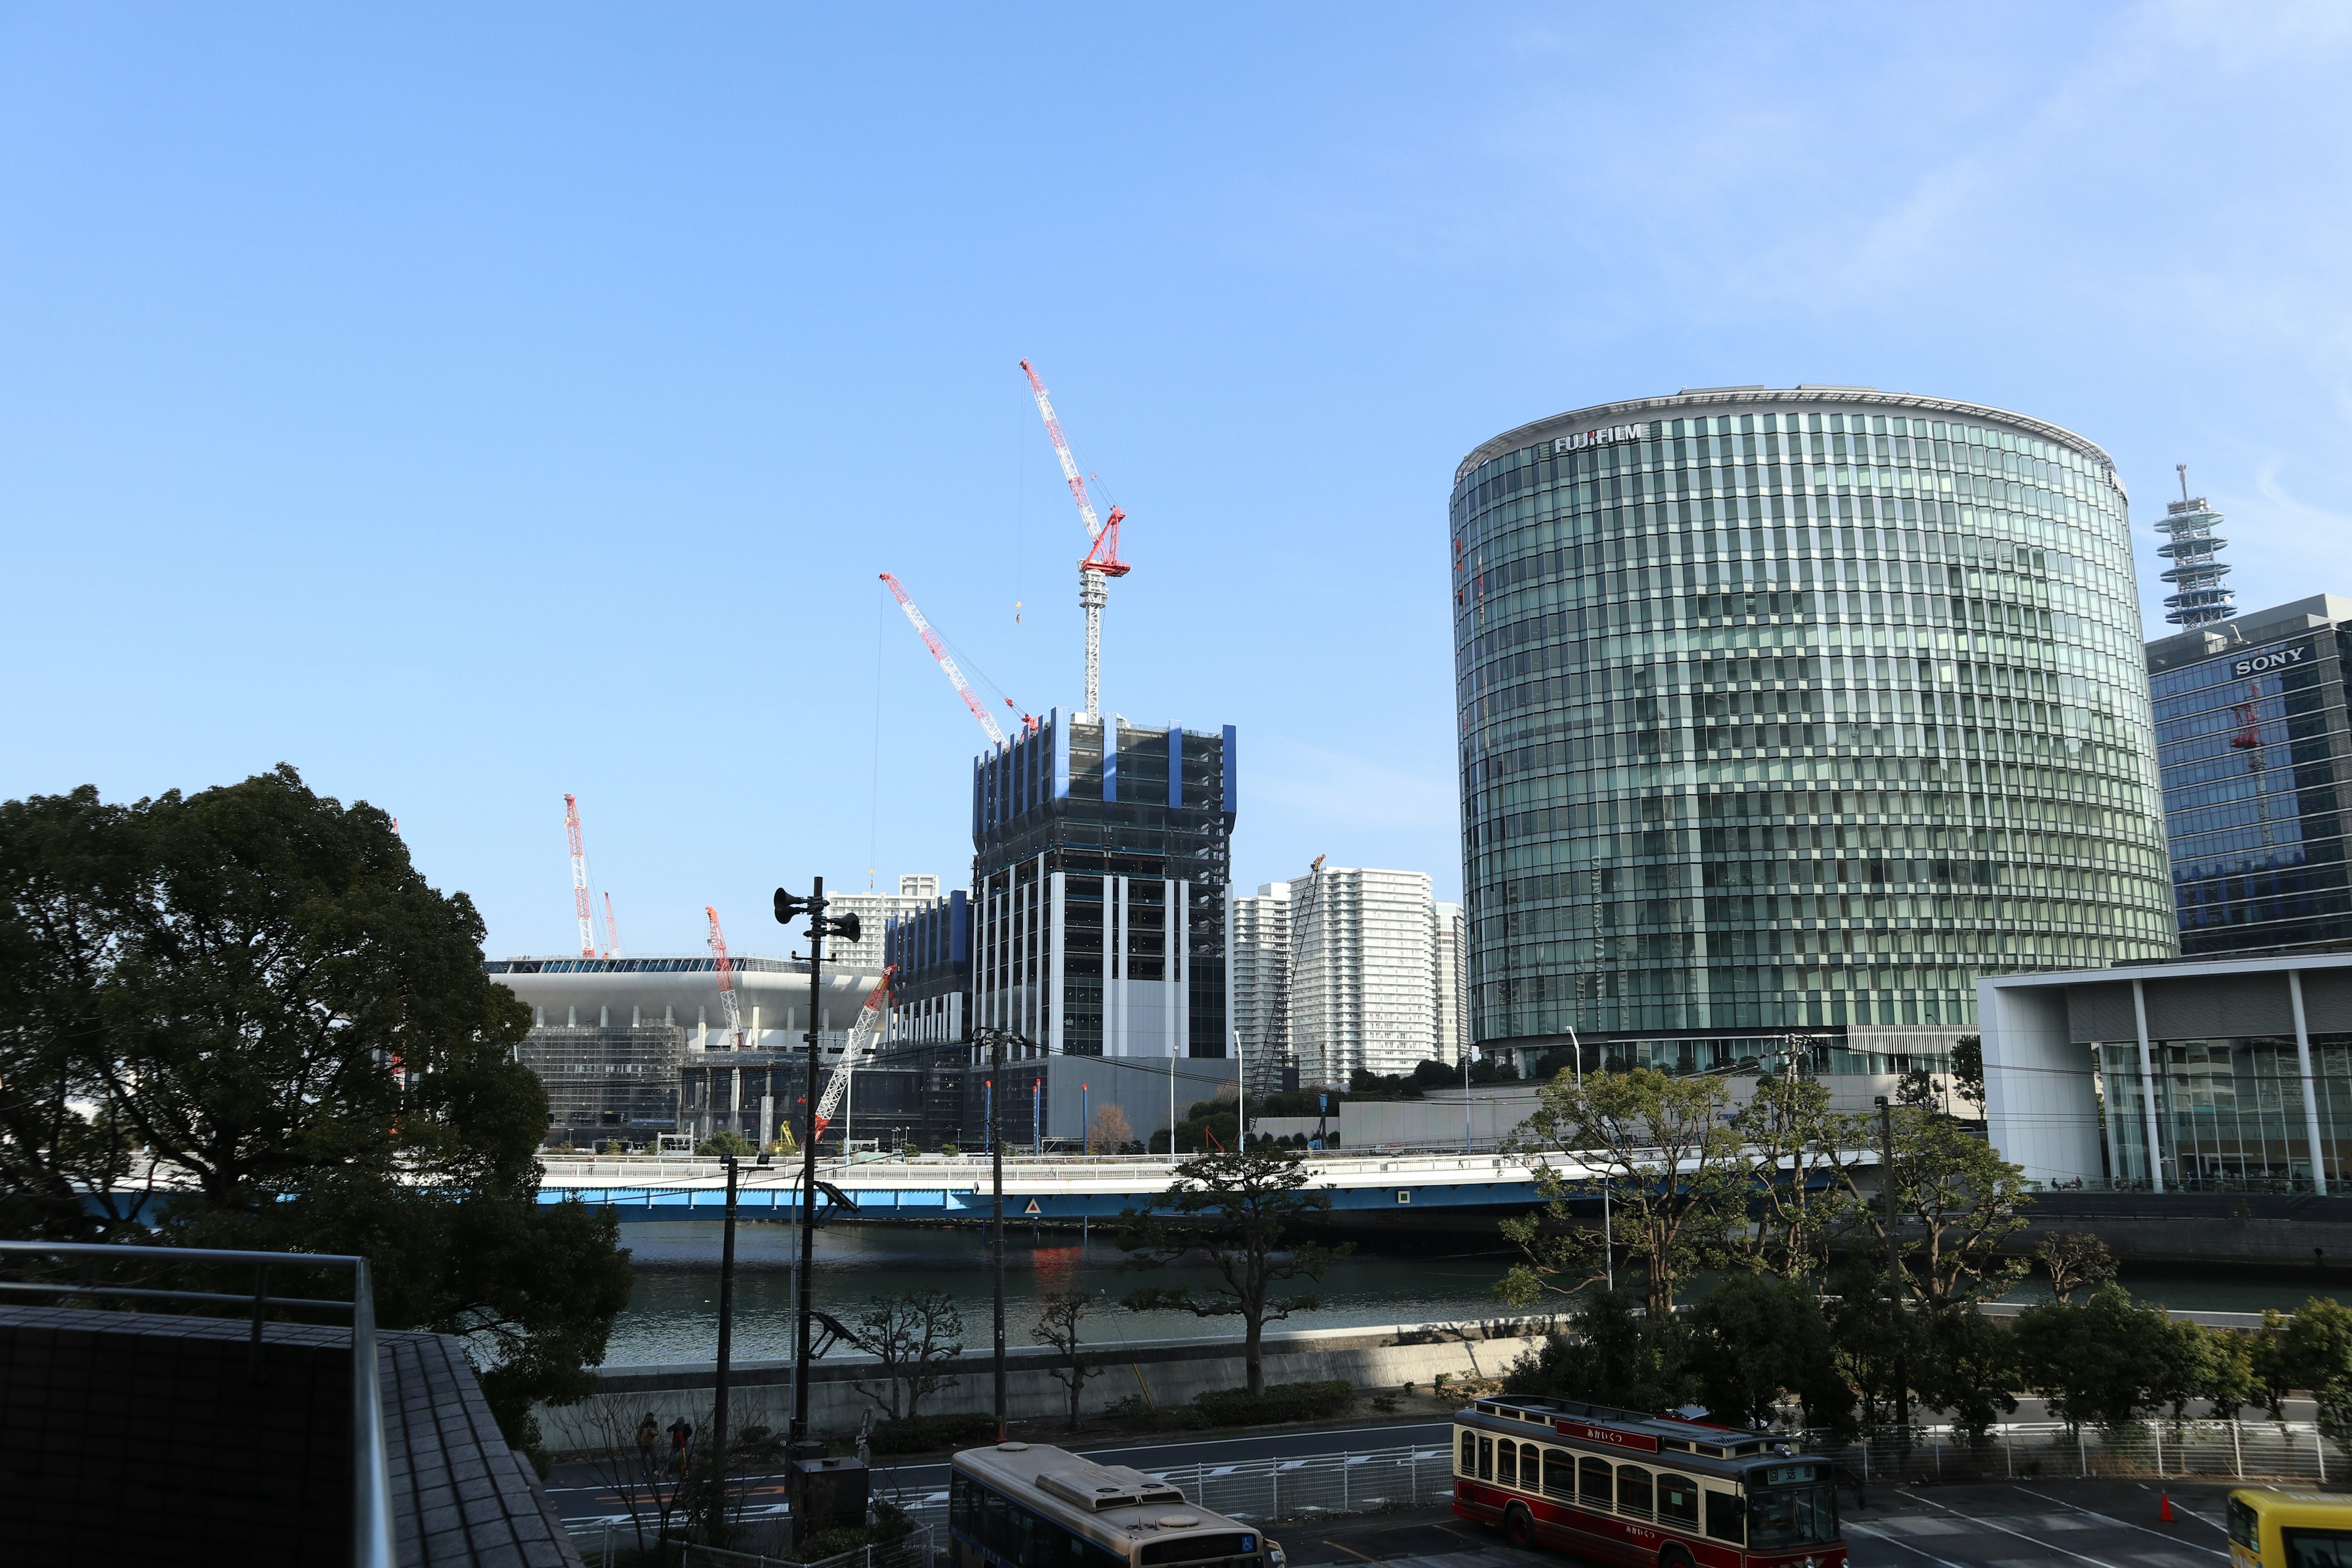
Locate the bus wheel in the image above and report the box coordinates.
[1657,1547,1695,1568]
[1504,1504,1537,1550]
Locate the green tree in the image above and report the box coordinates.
[2035,1232,2117,1303]
[2199,1324,2260,1422]
[0,769,634,1458]
[1949,1035,1985,1113]
[2255,1296,2352,1438]
[1033,1289,1102,1431]
[1499,1068,1742,1318]
[1118,1149,1349,1395]
[697,1129,755,1158]
[1728,1073,1861,1284]
[1501,1285,1695,1416]
[2011,1284,2177,1434]
[1686,1272,1852,1439]
[1914,1305,2017,1446]
[1842,1104,2030,1308]
[1825,1257,1915,1430]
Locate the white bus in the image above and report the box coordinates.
[949,1442,1287,1568]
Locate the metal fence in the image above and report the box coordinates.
[569,1520,932,1568]
[1817,1419,2342,1485]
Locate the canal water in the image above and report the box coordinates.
[600,1219,2348,1367]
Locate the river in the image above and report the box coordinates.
[599,1219,2351,1367]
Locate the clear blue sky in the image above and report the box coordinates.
[6,5,2350,958]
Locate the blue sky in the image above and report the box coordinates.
[6,4,2350,958]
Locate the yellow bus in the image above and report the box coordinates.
[950,1441,1287,1568]
[2228,1487,2352,1567]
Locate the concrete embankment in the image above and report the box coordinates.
[535,1314,1569,1457]
[2002,1191,2352,1274]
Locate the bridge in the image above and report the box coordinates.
[531,1149,1850,1226]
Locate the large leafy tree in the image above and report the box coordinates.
[1728,1071,1863,1285]
[1840,1103,2030,1308]
[0,767,633,1456]
[1499,1067,1743,1317]
[1117,1148,1348,1395]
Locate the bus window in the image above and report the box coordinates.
[1542,1449,1573,1500]
[2230,1498,2258,1550]
[1460,1432,1476,1476]
[1705,1488,1744,1543]
[1579,1457,1611,1507]
[1747,1478,1838,1549]
[1498,1442,1518,1489]
[2283,1528,2352,1566]
[1657,1473,1698,1528]
[1616,1466,1653,1520]
[1477,1436,1493,1480]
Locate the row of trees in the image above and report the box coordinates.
[1498,1066,2021,1320]
[0,769,634,1460]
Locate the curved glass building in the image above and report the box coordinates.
[1450,387,2177,1078]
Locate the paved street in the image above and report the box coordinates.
[1279,1483,2240,1568]
[543,1419,1458,1526]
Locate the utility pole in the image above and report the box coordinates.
[986,1028,1008,1439]
[772,878,862,1462]
[710,1154,739,1536]
[1876,1095,1909,1437]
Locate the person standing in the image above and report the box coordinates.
[667,1416,694,1479]
[635,1412,659,1477]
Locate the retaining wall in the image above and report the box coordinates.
[535,1314,1569,1458]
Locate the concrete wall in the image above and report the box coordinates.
[535,1314,1569,1458]
[1981,976,2100,1186]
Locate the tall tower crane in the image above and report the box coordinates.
[810,966,897,1147]
[1019,358,1129,717]
[603,892,623,959]
[880,571,1028,744]
[564,794,596,959]
[705,905,747,1049]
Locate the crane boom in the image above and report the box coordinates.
[881,571,1007,745]
[1019,358,1131,717]
[603,891,622,959]
[705,905,745,1049]
[564,794,595,959]
[810,965,895,1147]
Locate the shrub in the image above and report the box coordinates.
[868,1411,997,1455]
[1191,1379,1356,1427]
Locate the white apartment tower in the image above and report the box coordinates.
[1434,900,1467,1065]
[1227,881,1292,1081]
[826,875,946,973]
[1287,866,1439,1084]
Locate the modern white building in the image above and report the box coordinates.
[1229,881,1294,1089]
[826,875,944,972]
[1434,900,1468,1065]
[1287,866,1442,1084]
[1981,952,2352,1191]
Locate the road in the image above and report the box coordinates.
[1279,1482,2239,1568]
[543,1419,1458,1526]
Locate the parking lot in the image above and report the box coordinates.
[1282,1481,2239,1568]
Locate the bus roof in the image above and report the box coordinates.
[954,1442,1261,1548]
[1461,1395,1806,1465]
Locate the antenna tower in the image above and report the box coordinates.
[2156,466,2236,628]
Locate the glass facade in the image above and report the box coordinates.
[1450,390,2177,1057]
[2149,609,2352,956]
[2098,1034,2352,1189]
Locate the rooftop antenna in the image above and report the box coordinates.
[2155,464,2235,628]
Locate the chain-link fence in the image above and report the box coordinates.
[567,1520,932,1568]
[1815,1420,2341,1486]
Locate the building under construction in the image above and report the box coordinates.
[971,708,1235,1061]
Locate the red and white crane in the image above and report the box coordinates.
[704,905,746,1049]
[602,892,623,959]
[1019,358,1129,717]
[810,965,897,1147]
[564,794,596,959]
[880,571,1029,744]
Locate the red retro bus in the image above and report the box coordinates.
[1452,1395,1844,1568]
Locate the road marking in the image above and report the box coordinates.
[1430,1520,1548,1567]
[1900,1491,2127,1568]
[1845,1520,1972,1568]
[1317,1539,1395,1568]
[1077,1423,1454,1463]
[2010,1486,2228,1557]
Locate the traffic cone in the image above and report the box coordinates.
[2160,1493,2174,1524]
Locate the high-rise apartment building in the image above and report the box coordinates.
[970,709,1235,1058]
[1452,387,2176,1077]
[1227,881,1292,1081]
[827,875,946,971]
[1286,866,1441,1084]
[1434,900,1468,1064]
[2147,594,2352,957]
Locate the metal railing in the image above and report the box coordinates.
[0,1240,396,1568]
[569,1520,932,1568]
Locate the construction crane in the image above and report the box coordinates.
[880,571,1030,743]
[1262,855,1326,1093]
[810,966,897,1147]
[2231,680,2276,848]
[705,905,747,1049]
[602,892,623,959]
[1019,358,1129,717]
[564,794,596,959]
